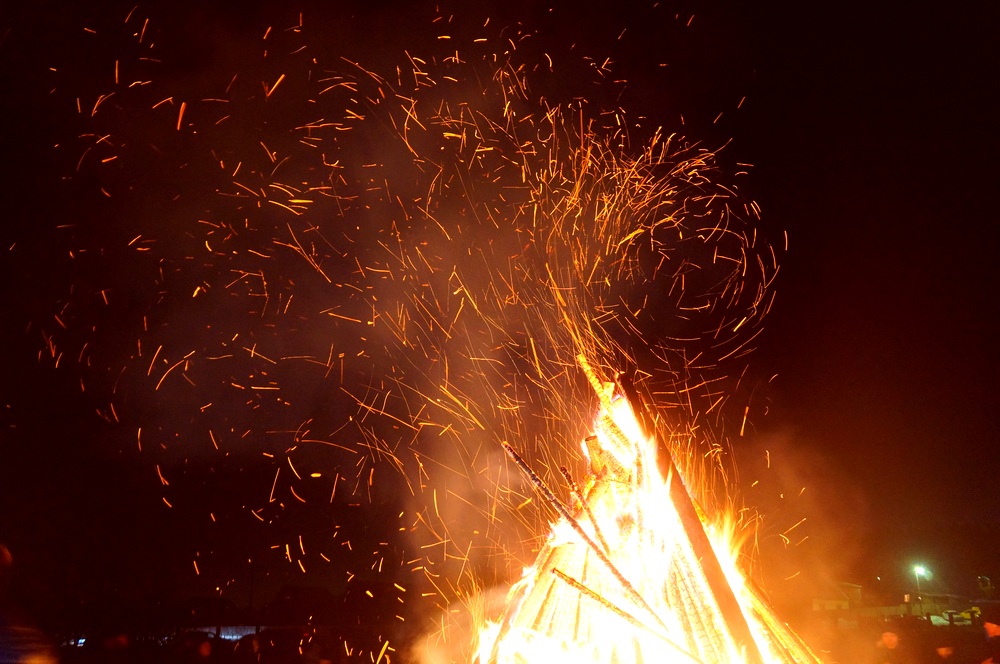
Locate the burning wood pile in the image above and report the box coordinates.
[477,358,821,664]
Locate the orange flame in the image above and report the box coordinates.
[476,359,820,664]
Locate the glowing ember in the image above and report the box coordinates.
[35,7,821,661]
[476,358,820,664]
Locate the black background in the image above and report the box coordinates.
[2,0,998,630]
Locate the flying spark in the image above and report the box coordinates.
[36,5,805,661]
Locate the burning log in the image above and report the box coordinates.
[476,358,821,664]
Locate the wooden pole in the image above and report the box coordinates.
[616,371,765,664]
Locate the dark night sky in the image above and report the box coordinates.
[732,1,1000,599]
[1,0,999,630]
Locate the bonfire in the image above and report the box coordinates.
[477,358,821,664]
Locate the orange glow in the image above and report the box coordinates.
[477,360,820,664]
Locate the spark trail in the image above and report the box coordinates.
[35,5,791,661]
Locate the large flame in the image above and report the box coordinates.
[40,7,820,659]
[476,359,820,664]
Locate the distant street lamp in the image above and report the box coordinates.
[914,565,928,612]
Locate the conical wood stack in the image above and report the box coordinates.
[477,360,821,664]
